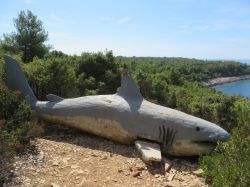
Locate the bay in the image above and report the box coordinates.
[213,79,250,99]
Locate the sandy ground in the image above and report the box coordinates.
[4,124,208,187]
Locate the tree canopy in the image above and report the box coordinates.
[1,10,49,63]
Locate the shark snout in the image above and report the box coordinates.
[208,125,230,142]
[218,129,230,141]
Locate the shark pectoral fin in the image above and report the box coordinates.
[135,140,162,162]
[46,94,64,102]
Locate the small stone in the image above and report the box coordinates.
[70,165,79,169]
[101,156,108,160]
[62,157,70,164]
[37,151,44,161]
[163,157,173,172]
[51,182,60,187]
[118,169,123,173]
[165,183,174,187]
[192,169,204,177]
[168,173,175,181]
[133,171,141,177]
[52,161,59,166]
[91,153,98,157]
[154,174,160,178]
[136,164,145,171]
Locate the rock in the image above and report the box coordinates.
[70,165,79,169]
[62,157,70,164]
[37,151,44,161]
[52,161,59,166]
[135,141,161,162]
[192,169,204,177]
[133,171,141,177]
[51,182,60,187]
[154,174,161,178]
[165,183,174,187]
[189,179,201,187]
[118,169,123,173]
[91,153,98,157]
[163,157,173,172]
[168,173,175,181]
[136,165,145,171]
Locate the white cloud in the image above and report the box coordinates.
[97,16,132,24]
[194,25,210,31]
[118,16,131,24]
[49,13,73,24]
[50,13,64,22]
[217,2,250,17]
[178,24,211,34]
[24,0,32,4]
[97,16,112,22]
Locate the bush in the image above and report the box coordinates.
[0,84,40,185]
[0,83,35,153]
[200,106,250,187]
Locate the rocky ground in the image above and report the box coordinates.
[203,74,250,86]
[4,124,208,187]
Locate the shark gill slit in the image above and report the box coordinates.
[159,125,177,152]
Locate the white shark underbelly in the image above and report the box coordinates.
[40,113,136,143]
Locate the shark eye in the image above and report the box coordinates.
[196,127,200,131]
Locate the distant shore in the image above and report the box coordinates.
[203,75,250,87]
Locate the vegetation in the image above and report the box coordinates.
[0,10,250,187]
[200,104,250,187]
[0,10,49,63]
[1,52,250,187]
[0,84,40,185]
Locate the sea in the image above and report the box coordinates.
[213,60,250,99]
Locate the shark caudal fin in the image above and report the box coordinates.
[3,55,37,107]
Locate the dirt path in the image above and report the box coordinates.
[4,125,208,187]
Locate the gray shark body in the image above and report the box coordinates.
[3,55,229,156]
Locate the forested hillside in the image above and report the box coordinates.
[1,51,250,186]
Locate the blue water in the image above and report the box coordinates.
[214,79,250,99]
[237,60,250,64]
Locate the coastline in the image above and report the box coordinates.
[203,75,250,87]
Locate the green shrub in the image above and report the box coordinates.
[0,83,34,151]
[200,116,250,187]
[0,84,40,185]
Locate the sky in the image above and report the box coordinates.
[1,0,250,59]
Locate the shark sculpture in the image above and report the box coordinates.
[3,55,229,161]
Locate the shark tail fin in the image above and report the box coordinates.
[3,55,37,108]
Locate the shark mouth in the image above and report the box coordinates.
[167,140,218,156]
[192,140,217,147]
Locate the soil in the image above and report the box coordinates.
[3,124,209,187]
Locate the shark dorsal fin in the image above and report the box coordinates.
[46,94,64,102]
[117,69,142,99]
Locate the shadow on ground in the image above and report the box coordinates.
[41,122,201,176]
[0,141,39,186]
